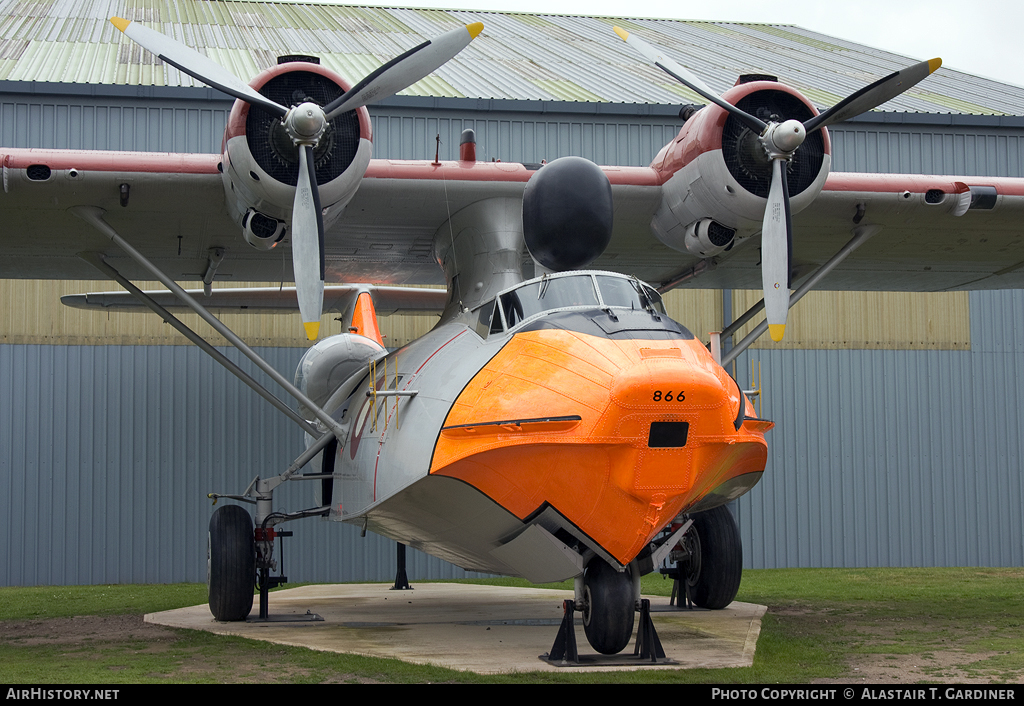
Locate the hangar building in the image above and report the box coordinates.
[1,2,1023,586]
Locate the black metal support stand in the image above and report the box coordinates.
[668,577,695,609]
[257,531,291,620]
[259,566,271,620]
[634,599,667,661]
[541,598,676,667]
[544,599,579,664]
[391,542,412,590]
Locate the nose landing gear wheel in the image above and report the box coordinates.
[582,559,635,654]
[208,504,256,621]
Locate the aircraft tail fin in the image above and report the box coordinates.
[350,291,384,347]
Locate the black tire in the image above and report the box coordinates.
[683,505,743,609]
[208,504,255,621]
[581,559,635,654]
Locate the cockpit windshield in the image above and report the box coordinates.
[476,271,667,337]
[500,275,599,327]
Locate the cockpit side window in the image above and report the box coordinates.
[474,299,498,338]
[640,284,667,315]
[499,291,525,328]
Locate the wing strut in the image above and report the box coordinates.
[71,207,395,621]
[719,225,881,367]
[70,206,346,440]
[76,250,321,438]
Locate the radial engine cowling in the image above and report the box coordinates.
[650,81,832,255]
[294,333,385,422]
[221,60,374,250]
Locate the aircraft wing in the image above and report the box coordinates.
[687,172,1024,293]
[61,283,447,316]
[4,146,1024,294]
[0,147,667,286]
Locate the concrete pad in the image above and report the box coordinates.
[145,583,765,675]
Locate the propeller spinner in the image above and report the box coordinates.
[111,17,484,340]
[614,26,940,341]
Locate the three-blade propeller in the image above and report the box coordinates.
[614,26,940,341]
[111,16,483,340]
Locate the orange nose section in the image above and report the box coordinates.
[429,329,770,565]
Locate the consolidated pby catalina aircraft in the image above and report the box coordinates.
[3,14,1024,658]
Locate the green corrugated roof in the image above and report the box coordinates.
[529,78,604,102]
[0,1,1021,115]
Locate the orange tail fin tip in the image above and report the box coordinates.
[351,292,384,347]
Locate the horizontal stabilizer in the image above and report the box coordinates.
[60,285,447,317]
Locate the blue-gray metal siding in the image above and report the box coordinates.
[2,291,1022,586]
[734,326,1024,569]
[830,123,1024,176]
[5,88,1024,174]
[0,344,489,586]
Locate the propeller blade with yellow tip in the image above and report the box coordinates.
[804,58,942,133]
[324,22,484,120]
[763,159,792,342]
[612,25,716,99]
[111,16,483,341]
[614,25,942,343]
[109,17,288,118]
[293,144,325,341]
[613,25,765,133]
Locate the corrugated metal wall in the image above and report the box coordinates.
[0,89,686,164]
[831,121,1024,176]
[3,86,1024,585]
[0,344,490,586]
[5,87,1024,172]
[0,92,229,154]
[734,290,1024,569]
[2,290,1021,586]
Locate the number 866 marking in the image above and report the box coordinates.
[652,390,685,402]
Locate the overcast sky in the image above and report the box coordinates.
[370,0,1022,88]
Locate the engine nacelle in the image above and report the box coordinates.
[650,81,832,255]
[294,333,385,422]
[220,60,374,251]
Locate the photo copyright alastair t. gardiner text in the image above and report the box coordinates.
[711,688,1018,702]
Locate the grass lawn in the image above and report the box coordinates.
[1,568,1022,683]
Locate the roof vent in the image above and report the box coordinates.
[277,55,320,65]
[736,74,778,85]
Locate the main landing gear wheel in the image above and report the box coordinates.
[208,504,256,621]
[582,559,635,654]
[683,505,743,609]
